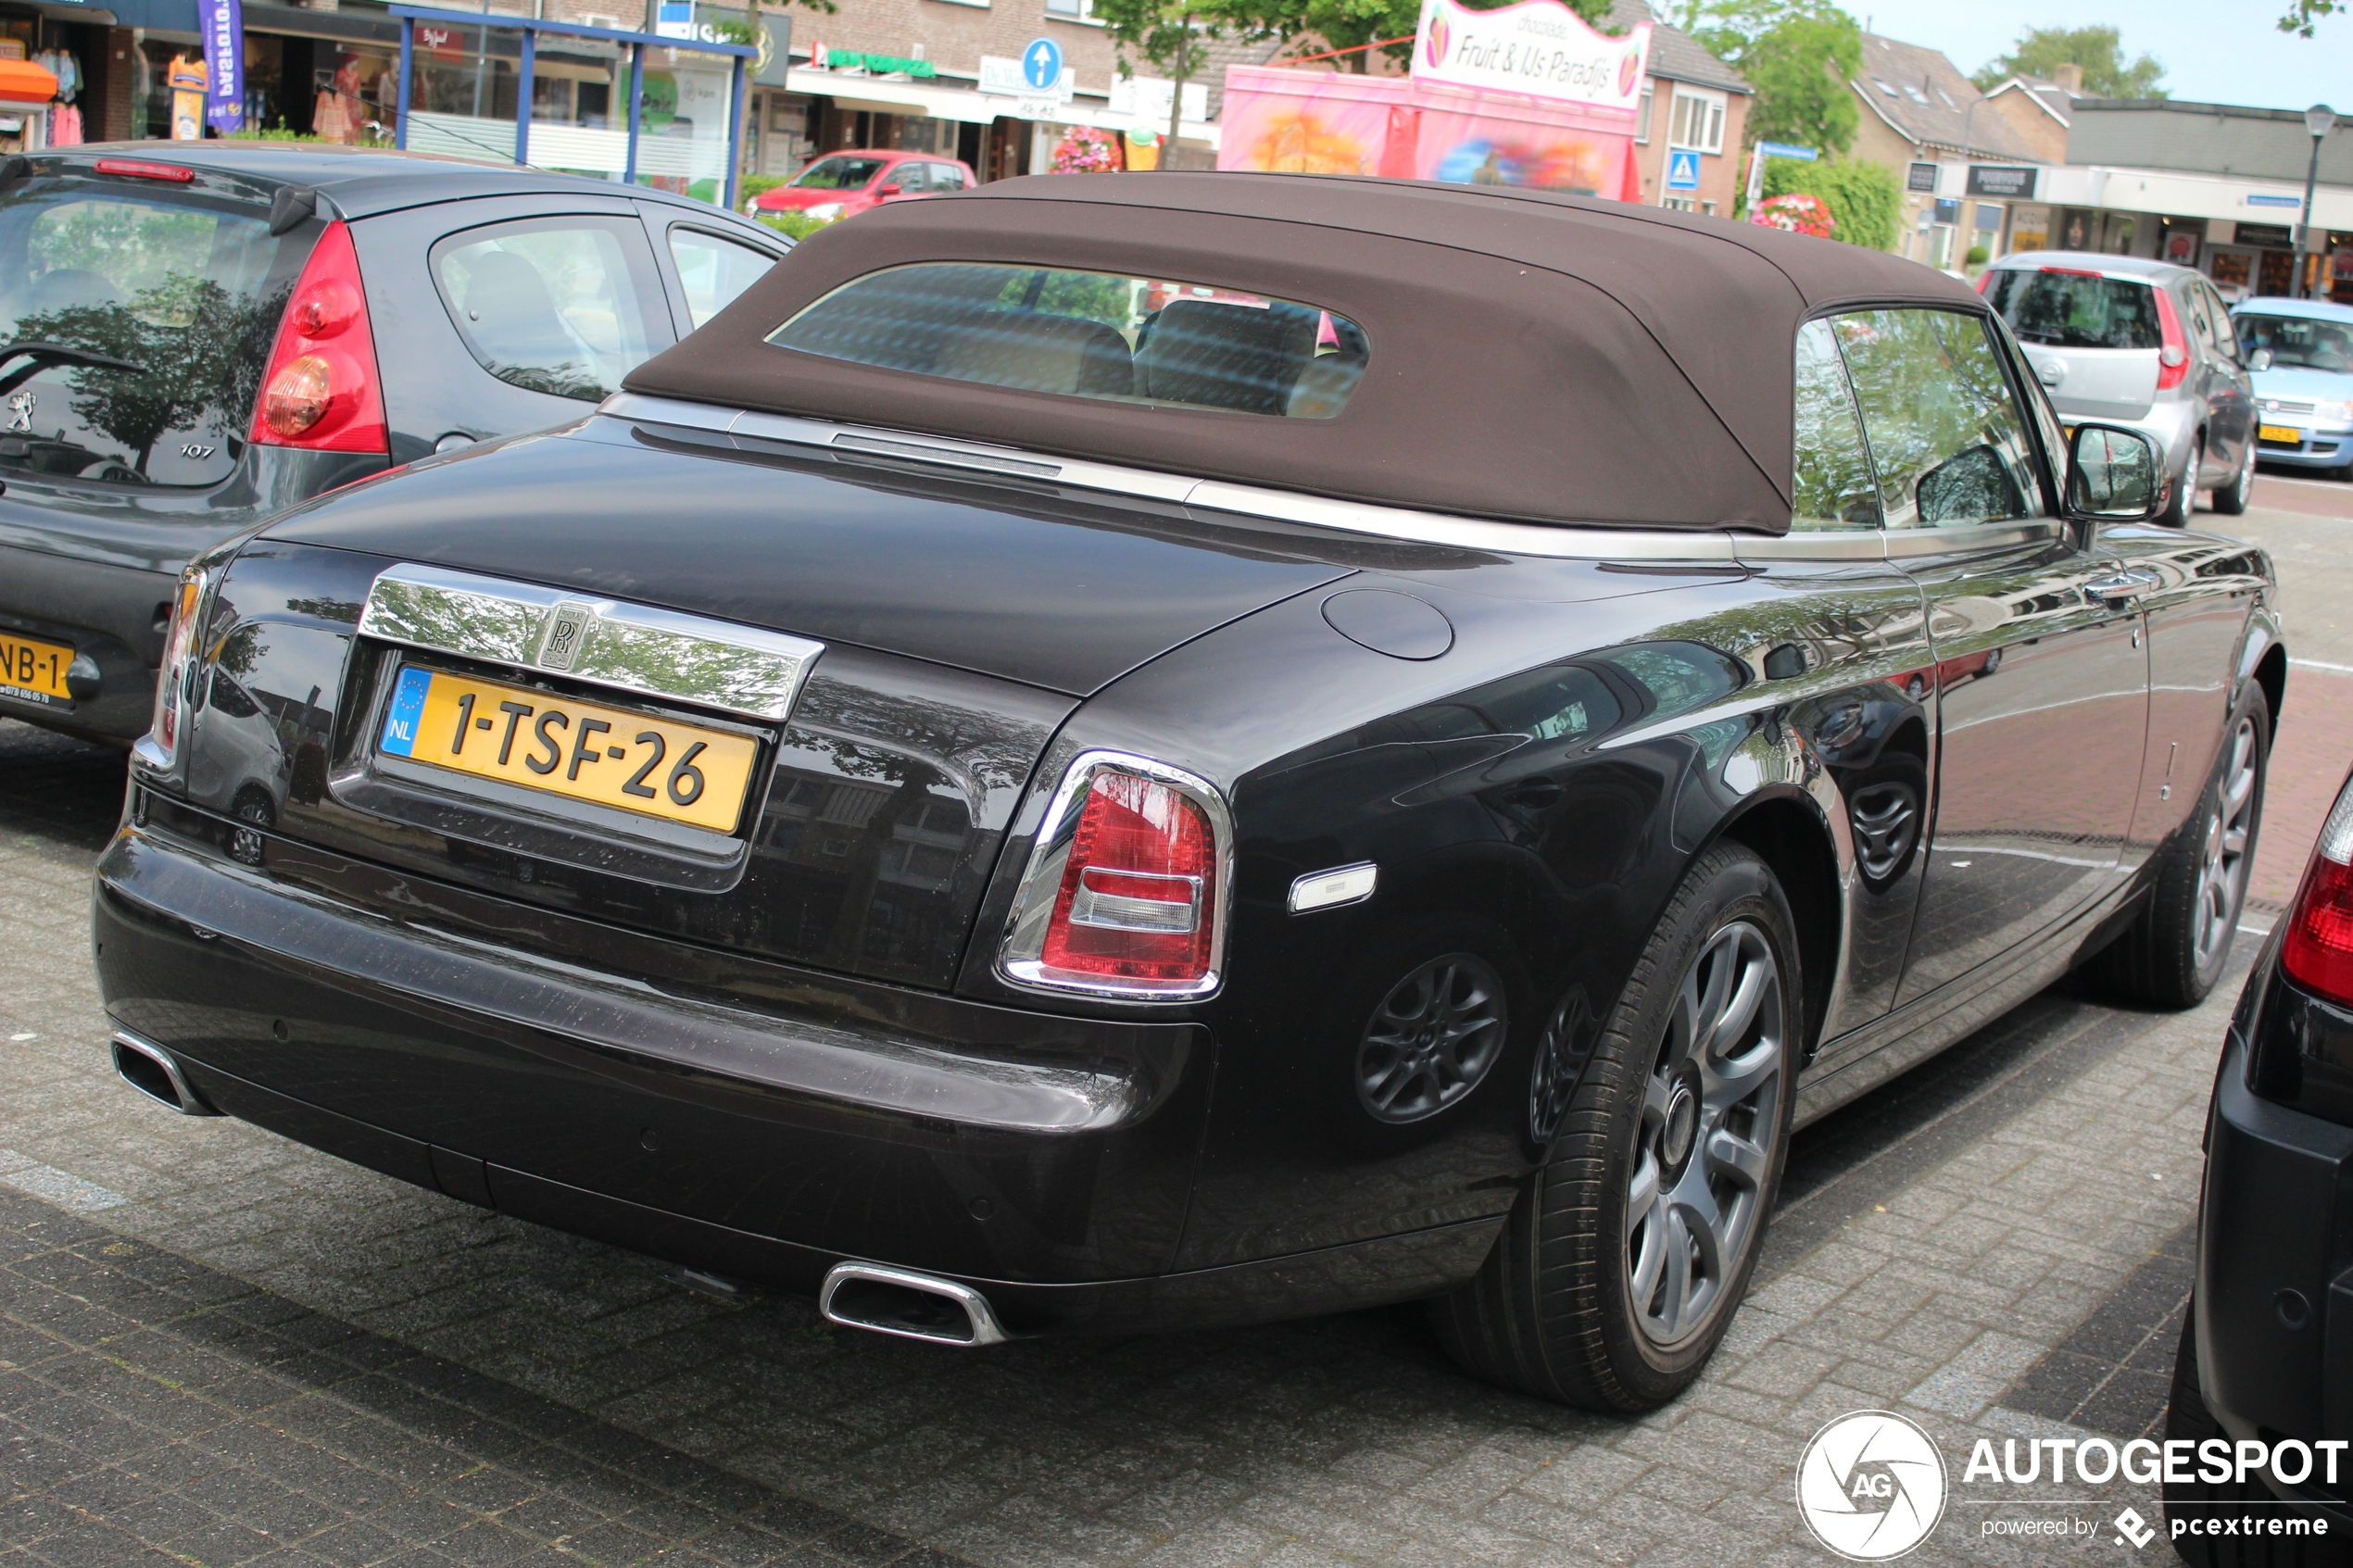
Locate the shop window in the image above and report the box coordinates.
[1635,88,1652,144]
[432,215,667,401]
[670,227,775,329]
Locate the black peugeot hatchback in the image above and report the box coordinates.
[0,142,786,746]
[2166,758,2353,1562]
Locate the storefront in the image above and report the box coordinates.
[0,6,96,148]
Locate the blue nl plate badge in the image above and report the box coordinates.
[380,666,430,757]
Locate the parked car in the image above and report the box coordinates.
[0,143,787,746]
[2164,759,2353,1561]
[96,175,2283,1412]
[749,151,976,223]
[2233,295,2353,479]
[1981,250,2258,522]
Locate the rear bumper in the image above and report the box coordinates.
[0,542,171,739]
[2196,1028,2353,1520]
[92,809,1497,1332]
[2254,426,2353,470]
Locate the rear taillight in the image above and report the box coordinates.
[249,220,387,454]
[2283,779,2353,1005]
[138,563,209,773]
[1000,753,1230,999]
[1975,270,1993,295]
[2154,286,2190,390]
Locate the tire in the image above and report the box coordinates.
[2090,683,2270,1009]
[1428,843,1799,1411]
[2210,445,2255,516]
[2162,1311,2353,1566]
[2160,436,2204,526]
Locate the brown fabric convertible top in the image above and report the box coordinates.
[625,173,1983,533]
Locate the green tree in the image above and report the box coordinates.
[1093,0,1222,152]
[2279,0,2340,35]
[1675,1,1860,155]
[1763,153,1900,250]
[1739,14,1861,154]
[1967,25,2165,97]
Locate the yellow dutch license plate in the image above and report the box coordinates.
[0,629,73,706]
[2259,423,2304,445]
[378,666,759,834]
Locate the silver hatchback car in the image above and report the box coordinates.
[1981,251,2257,521]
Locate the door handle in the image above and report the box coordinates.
[2082,570,2159,605]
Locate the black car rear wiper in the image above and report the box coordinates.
[0,341,146,395]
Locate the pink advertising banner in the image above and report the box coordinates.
[1217,63,1640,200]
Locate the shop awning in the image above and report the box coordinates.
[785,66,1220,145]
[0,60,58,103]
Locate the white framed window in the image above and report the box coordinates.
[1045,0,1103,21]
[1667,88,1725,154]
[1635,86,1652,144]
[1661,195,1698,211]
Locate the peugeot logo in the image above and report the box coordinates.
[6,390,32,433]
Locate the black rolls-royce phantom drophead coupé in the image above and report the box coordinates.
[94,174,2280,1411]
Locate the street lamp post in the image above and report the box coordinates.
[2298,104,2334,300]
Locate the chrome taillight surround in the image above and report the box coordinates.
[997,749,1236,1003]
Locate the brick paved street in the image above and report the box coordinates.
[1,482,2348,1567]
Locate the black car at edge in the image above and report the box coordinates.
[93,174,2284,1410]
[2165,758,2353,1563]
[0,142,786,746]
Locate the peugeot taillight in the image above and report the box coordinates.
[139,563,209,772]
[2283,777,2353,1005]
[249,220,387,454]
[1000,753,1230,999]
[2154,285,2190,390]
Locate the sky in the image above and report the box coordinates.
[1846,0,2349,113]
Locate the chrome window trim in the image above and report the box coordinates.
[359,562,824,722]
[996,749,1235,1004]
[598,394,2065,567]
[601,393,1740,561]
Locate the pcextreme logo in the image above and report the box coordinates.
[1795,1411,1948,1561]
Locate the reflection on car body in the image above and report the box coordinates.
[97,174,2283,1414]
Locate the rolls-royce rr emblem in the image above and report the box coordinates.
[6,390,32,433]
[537,602,592,671]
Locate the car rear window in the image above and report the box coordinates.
[2238,312,2353,372]
[793,157,887,190]
[1982,268,2161,351]
[768,262,1370,419]
[0,181,290,486]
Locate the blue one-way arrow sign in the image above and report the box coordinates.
[1022,36,1063,91]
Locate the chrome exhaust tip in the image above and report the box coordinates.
[109,1030,219,1117]
[819,1262,1010,1347]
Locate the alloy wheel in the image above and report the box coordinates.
[2192,715,2260,969]
[1849,780,1920,886]
[1356,954,1507,1123]
[1625,919,1784,1346]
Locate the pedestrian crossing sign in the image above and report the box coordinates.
[1667,149,1701,191]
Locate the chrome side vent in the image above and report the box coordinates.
[819,1262,1010,1347]
[110,1031,220,1116]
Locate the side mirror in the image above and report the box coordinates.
[2250,347,2274,371]
[2065,423,2164,524]
[875,182,903,197]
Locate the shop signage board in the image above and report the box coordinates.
[1906,161,1937,193]
[1409,0,1649,121]
[1109,74,1208,132]
[1965,165,2034,198]
[2235,222,2294,247]
[980,52,1073,103]
[656,0,694,42]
